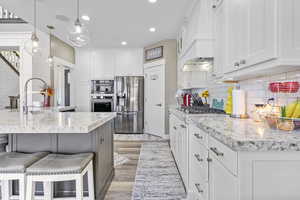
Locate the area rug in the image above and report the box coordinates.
[114,152,130,167]
[132,142,186,200]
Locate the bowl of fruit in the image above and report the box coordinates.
[265,101,300,131]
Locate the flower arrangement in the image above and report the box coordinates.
[40,87,54,107]
[201,90,209,104]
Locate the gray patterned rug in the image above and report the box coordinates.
[132,142,186,200]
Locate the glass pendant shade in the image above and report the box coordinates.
[67,0,90,47]
[24,32,42,56]
[68,19,90,47]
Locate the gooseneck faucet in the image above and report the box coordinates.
[23,78,48,114]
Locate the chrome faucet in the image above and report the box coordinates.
[23,78,48,114]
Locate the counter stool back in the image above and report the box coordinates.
[0,152,48,200]
[26,153,94,200]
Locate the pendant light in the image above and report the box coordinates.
[46,25,54,65]
[24,0,41,55]
[67,0,89,47]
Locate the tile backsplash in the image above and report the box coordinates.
[208,70,300,115]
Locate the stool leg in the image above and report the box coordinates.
[87,162,95,200]
[44,182,53,200]
[26,176,33,200]
[19,175,26,200]
[75,175,83,200]
[1,180,9,200]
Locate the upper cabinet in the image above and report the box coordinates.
[226,0,277,72]
[213,0,300,80]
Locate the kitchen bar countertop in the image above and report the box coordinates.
[169,107,300,152]
[0,111,116,134]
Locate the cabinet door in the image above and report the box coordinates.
[115,49,143,76]
[213,0,227,77]
[169,114,177,154]
[209,154,238,200]
[91,50,115,80]
[180,124,188,187]
[243,0,277,68]
[226,0,247,73]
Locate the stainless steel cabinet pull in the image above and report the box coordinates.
[156,103,162,107]
[234,62,240,67]
[194,154,203,162]
[194,133,203,139]
[207,157,212,162]
[173,126,177,130]
[180,124,186,128]
[240,59,246,65]
[195,183,204,193]
[210,147,224,156]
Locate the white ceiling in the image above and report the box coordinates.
[0,0,192,48]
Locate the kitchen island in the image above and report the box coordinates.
[0,111,116,200]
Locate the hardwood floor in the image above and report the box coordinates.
[104,141,142,200]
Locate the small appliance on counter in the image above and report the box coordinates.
[90,80,114,112]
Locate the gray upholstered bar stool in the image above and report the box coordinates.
[0,152,48,200]
[26,153,95,200]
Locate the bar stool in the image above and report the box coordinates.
[26,153,95,200]
[0,152,48,200]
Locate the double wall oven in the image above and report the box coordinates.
[91,80,114,112]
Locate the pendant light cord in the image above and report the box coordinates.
[77,0,79,19]
[34,0,37,34]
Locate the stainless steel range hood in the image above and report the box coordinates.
[182,57,213,72]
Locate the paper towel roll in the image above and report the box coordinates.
[232,89,246,116]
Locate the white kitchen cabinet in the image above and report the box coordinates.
[244,0,277,68]
[115,49,143,76]
[169,112,188,188]
[225,0,276,72]
[217,0,300,79]
[212,0,227,77]
[185,121,300,200]
[91,49,115,80]
[209,153,238,200]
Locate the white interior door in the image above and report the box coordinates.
[144,65,164,137]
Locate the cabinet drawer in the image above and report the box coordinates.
[190,143,209,182]
[209,136,238,176]
[189,124,208,148]
[191,181,208,200]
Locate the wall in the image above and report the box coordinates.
[208,70,300,116]
[0,58,19,109]
[74,48,144,111]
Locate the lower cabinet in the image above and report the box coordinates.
[169,113,188,188]
[209,153,238,200]
[185,122,300,200]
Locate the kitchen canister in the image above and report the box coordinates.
[231,88,248,119]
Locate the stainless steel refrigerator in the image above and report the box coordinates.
[114,76,144,134]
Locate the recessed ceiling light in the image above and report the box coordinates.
[121,41,127,46]
[149,27,156,32]
[81,15,90,21]
[148,0,157,3]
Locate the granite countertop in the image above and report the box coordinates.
[189,115,300,152]
[0,111,116,134]
[169,107,300,152]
